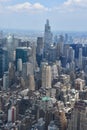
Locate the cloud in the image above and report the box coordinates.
[0,0,87,14]
[0,0,11,2]
[52,0,87,13]
[7,2,48,13]
[64,0,87,8]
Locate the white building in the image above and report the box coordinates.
[3,71,9,90]
[42,64,52,89]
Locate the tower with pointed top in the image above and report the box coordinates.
[44,19,53,55]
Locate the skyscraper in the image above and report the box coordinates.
[68,47,75,62]
[3,71,9,90]
[78,48,82,69]
[28,74,35,91]
[36,37,44,56]
[67,100,87,130]
[16,47,31,69]
[6,34,19,61]
[36,37,44,66]
[41,63,52,89]
[44,19,53,53]
[22,62,33,79]
[0,48,8,78]
[17,58,22,72]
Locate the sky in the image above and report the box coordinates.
[0,0,87,31]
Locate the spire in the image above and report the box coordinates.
[46,19,49,25]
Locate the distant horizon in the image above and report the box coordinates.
[1,28,87,33]
[0,0,87,31]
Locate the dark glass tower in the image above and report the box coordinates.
[36,37,44,66]
[0,48,8,78]
[16,47,30,68]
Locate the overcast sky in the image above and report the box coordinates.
[0,0,87,31]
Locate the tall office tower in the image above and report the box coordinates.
[83,57,87,72]
[51,64,58,80]
[30,43,37,70]
[8,63,15,86]
[20,77,25,89]
[16,47,31,68]
[3,71,9,90]
[36,37,44,55]
[68,47,75,62]
[56,35,64,57]
[58,35,64,55]
[44,19,53,53]
[8,106,16,123]
[17,58,22,72]
[63,44,70,59]
[0,31,3,39]
[28,74,35,91]
[0,48,8,78]
[54,110,67,130]
[67,100,87,130]
[36,37,44,66]
[42,64,52,89]
[22,62,33,79]
[54,35,58,45]
[0,31,3,45]
[70,61,75,71]
[60,56,67,68]
[6,35,19,61]
[82,46,87,57]
[64,33,68,44]
[49,45,56,62]
[78,48,82,69]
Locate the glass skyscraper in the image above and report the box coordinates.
[0,48,8,78]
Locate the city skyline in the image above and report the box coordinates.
[0,0,87,31]
[0,2,87,129]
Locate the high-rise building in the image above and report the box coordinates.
[8,63,15,86]
[3,71,9,90]
[29,43,37,70]
[67,100,87,130]
[8,106,16,123]
[51,64,58,80]
[78,48,82,69]
[36,37,44,66]
[28,74,35,91]
[68,47,75,62]
[0,31,3,39]
[44,19,53,53]
[6,35,19,61]
[22,62,33,79]
[16,47,31,69]
[56,35,64,58]
[17,58,22,72]
[49,45,56,62]
[36,37,44,56]
[82,46,87,57]
[64,33,68,44]
[63,44,70,59]
[0,48,8,78]
[41,63,52,89]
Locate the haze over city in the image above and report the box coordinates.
[0,0,87,31]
